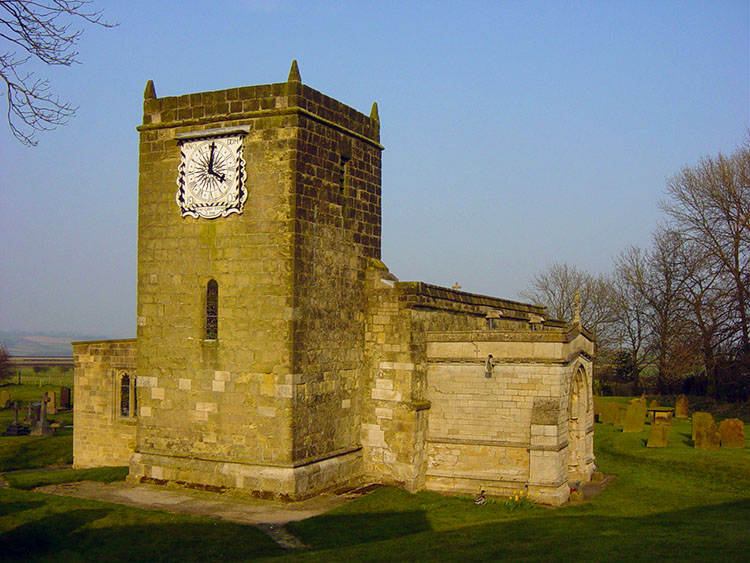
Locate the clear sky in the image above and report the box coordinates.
[0,0,747,338]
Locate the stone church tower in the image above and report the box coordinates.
[73,62,595,505]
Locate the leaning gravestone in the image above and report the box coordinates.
[719,419,745,448]
[647,421,670,447]
[693,412,720,450]
[623,401,648,433]
[60,386,71,409]
[675,394,689,418]
[0,390,10,408]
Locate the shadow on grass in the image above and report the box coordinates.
[0,490,285,562]
[0,500,45,518]
[289,510,432,549]
[297,499,750,561]
[1,508,109,558]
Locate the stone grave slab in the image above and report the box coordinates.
[719,419,745,448]
[647,421,670,447]
[60,386,71,409]
[623,401,648,433]
[694,412,719,450]
[675,394,689,418]
[2,401,29,436]
[29,392,54,437]
[612,404,627,427]
[47,390,57,414]
[593,397,602,422]
[692,412,713,441]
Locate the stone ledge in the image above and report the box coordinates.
[428,437,528,448]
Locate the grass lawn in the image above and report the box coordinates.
[280,420,749,561]
[1,396,748,560]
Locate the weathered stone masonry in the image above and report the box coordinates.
[73,62,594,506]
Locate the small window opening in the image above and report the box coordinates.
[120,373,130,417]
[119,373,136,418]
[206,279,218,340]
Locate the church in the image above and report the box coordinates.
[72,61,594,506]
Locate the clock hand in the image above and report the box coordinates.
[207,142,216,174]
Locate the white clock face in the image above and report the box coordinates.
[176,133,246,219]
[184,139,236,201]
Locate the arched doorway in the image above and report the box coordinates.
[567,365,588,483]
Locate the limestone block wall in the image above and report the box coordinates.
[423,328,594,506]
[131,69,381,497]
[73,339,137,468]
[361,271,569,494]
[289,85,382,468]
[135,82,299,471]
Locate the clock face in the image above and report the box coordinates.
[176,133,246,219]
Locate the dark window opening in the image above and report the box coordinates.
[206,279,218,340]
[120,373,131,417]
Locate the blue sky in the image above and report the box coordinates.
[0,0,747,338]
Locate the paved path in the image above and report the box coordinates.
[34,480,374,548]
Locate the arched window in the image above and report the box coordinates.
[206,279,218,340]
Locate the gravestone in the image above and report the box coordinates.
[719,419,745,448]
[613,404,627,427]
[600,402,613,425]
[693,412,719,450]
[2,401,30,436]
[623,401,648,433]
[649,399,659,408]
[29,392,54,437]
[674,394,689,418]
[47,390,57,415]
[0,390,10,408]
[647,421,670,447]
[60,386,71,409]
[24,403,40,424]
[692,412,713,441]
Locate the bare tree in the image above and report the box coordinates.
[613,231,697,394]
[520,262,617,347]
[661,141,750,358]
[610,254,650,393]
[676,238,734,396]
[0,0,115,146]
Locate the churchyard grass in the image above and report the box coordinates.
[2,466,128,490]
[1,408,748,560]
[283,421,749,561]
[0,487,285,561]
[0,368,74,471]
